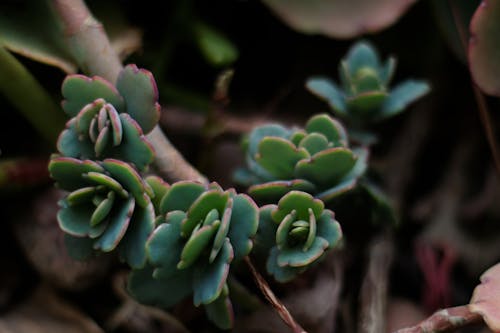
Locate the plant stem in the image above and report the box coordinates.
[244,256,308,333]
[0,45,65,144]
[51,0,207,183]
[392,305,483,333]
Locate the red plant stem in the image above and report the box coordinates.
[51,0,207,184]
[393,305,483,333]
[244,257,307,333]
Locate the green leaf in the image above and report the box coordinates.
[102,159,149,208]
[193,21,239,67]
[211,199,232,262]
[90,191,115,226]
[299,133,329,155]
[227,194,259,261]
[147,211,186,279]
[379,80,430,119]
[272,191,324,222]
[277,237,329,267]
[111,114,154,172]
[116,64,160,133]
[93,197,135,252]
[58,200,106,237]
[247,124,291,158]
[61,75,124,117]
[119,202,155,268]
[178,223,219,269]
[57,119,96,158]
[346,91,388,113]
[49,157,104,191]
[305,114,348,146]
[316,210,342,248]
[380,57,397,85]
[204,288,234,329]
[295,148,356,186]
[145,176,170,214]
[469,0,500,96]
[256,137,309,179]
[315,176,358,202]
[345,42,379,73]
[305,77,347,115]
[255,205,279,253]
[248,179,316,203]
[182,190,229,237]
[64,234,95,260]
[128,266,193,309]
[160,181,206,214]
[275,211,296,249]
[193,239,233,306]
[266,246,301,282]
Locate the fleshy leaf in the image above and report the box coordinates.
[316,210,342,248]
[204,286,234,329]
[295,148,356,186]
[147,211,186,279]
[227,194,259,261]
[256,137,309,179]
[266,246,302,282]
[248,179,316,203]
[58,200,106,237]
[305,113,348,146]
[345,42,380,73]
[193,239,233,306]
[182,190,229,237]
[255,205,279,253]
[116,64,160,133]
[57,119,95,158]
[379,80,430,119]
[277,237,329,267]
[49,157,104,191]
[93,197,135,252]
[128,266,193,309]
[272,191,324,222]
[305,77,347,115]
[61,75,124,117]
[102,159,149,208]
[469,0,500,96]
[299,133,329,155]
[160,181,206,214]
[145,176,170,214]
[119,202,155,268]
[247,124,291,158]
[178,223,219,269]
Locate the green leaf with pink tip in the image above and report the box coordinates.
[256,137,309,179]
[306,78,347,115]
[179,222,220,269]
[277,236,329,267]
[111,114,154,171]
[127,265,193,309]
[61,75,124,117]
[227,194,259,261]
[58,200,107,237]
[295,147,356,186]
[469,0,500,97]
[193,239,233,306]
[266,246,303,282]
[182,191,229,237]
[147,211,186,279]
[102,159,149,208]
[145,176,170,214]
[316,210,342,248]
[116,64,160,133]
[210,199,232,262]
[272,191,324,222]
[305,113,348,146]
[248,179,316,203]
[49,157,104,191]
[119,202,155,268]
[57,119,95,158]
[160,182,206,214]
[93,197,135,252]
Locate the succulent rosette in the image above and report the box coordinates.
[306,41,430,123]
[235,113,367,203]
[257,191,342,282]
[57,64,160,171]
[127,181,259,329]
[48,157,155,268]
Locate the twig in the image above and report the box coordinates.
[393,305,483,333]
[359,233,394,333]
[51,0,207,183]
[244,256,308,333]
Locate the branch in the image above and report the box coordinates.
[51,0,207,183]
[392,305,483,333]
[244,257,308,333]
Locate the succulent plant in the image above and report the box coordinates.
[57,64,160,171]
[235,113,367,203]
[306,41,430,124]
[48,157,155,268]
[257,191,342,282]
[127,181,259,329]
